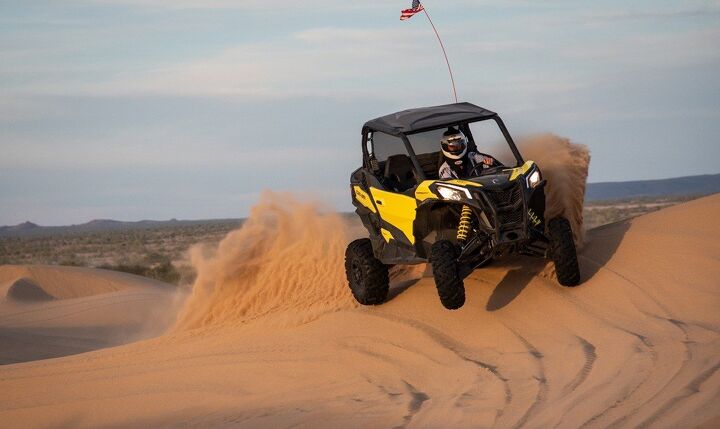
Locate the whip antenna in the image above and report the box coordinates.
[400,1,458,103]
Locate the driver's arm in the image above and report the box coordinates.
[471,152,499,168]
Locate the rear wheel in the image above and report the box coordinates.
[547,217,581,286]
[345,239,389,305]
[430,240,465,309]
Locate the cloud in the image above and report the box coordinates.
[6,2,718,101]
[555,27,720,69]
[28,26,435,99]
[85,0,398,11]
[575,5,720,24]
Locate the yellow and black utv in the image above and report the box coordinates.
[345,102,580,309]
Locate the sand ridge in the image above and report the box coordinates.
[0,264,172,301]
[0,265,180,365]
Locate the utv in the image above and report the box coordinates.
[345,102,580,310]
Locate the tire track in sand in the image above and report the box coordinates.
[578,329,657,428]
[553,257,695,428]
[365,312,513,426]
[637,360,720,428]
[392,380,430,429]
[503,327,548,429]
[560,336,597,397]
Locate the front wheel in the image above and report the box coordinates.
[547,217,581,286]
[430,240,465,309]
[345,239,389,305]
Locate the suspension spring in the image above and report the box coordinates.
[456,205,472,242]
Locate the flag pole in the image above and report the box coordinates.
[421,4,458,103]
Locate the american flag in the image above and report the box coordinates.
[400,0,424,20]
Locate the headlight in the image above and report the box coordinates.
[527,169,542,188]
[437,184,472,201]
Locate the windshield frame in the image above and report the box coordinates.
[363,115,524,182]
[411,117,525,181]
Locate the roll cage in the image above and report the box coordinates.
[361,103,525,184]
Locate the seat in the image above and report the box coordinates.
[384,154,417,192]
[415,151,441,180]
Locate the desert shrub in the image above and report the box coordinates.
[152,260,181,284]
[59,254,87,266]
[97,260,181,285]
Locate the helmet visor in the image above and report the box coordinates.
[443,135,466,154]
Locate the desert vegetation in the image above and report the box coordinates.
[0,221,240,285]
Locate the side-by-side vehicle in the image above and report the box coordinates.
[345,102,580,309]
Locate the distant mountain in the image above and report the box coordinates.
[2,174,718,237]
[0,221,40,234]
[585,173,720,201]
[0,218,242,238]
[74,218,188,232]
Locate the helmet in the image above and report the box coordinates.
[440,127,467,160]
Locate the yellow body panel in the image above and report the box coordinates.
[414,181,437,201]
[352,185,376,213]
[445,179,483,187]
[380,228,394,242]
[369,187,417,244]
[508,160,535,181]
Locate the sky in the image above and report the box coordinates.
[1,0,719,225]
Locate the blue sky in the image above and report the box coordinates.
[1,0,719,225]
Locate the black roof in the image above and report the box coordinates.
[363,102,497,136]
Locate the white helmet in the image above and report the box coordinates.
[440,127,467,160]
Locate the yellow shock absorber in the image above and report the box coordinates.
[456,205,472,242]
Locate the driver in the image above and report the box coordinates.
[438,127,498,179]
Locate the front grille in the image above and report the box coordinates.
[486,183,522,208]
[499,209,523,224]
[480,182,524,228]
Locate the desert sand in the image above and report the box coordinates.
[0,265,179,365]
[1,195,719,428]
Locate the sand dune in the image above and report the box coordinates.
[1,195,719,428]
[0,265,172,300]
[0,266,179,365]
